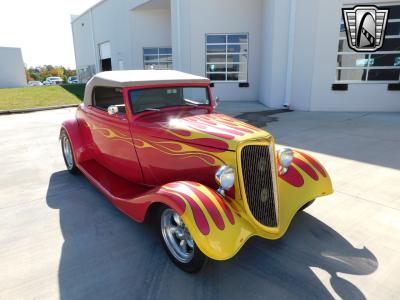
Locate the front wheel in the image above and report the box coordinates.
[60,129,79,174]
[159,206,207,273]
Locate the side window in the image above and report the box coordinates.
[92,87,126,114]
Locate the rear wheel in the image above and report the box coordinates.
[159,206,207,273]
[60,129,79,174]
[299,199,315,211]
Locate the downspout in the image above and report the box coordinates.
[175,0,182,70]
[89,8,99,73]
[283,0,297,108]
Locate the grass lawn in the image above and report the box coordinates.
[0,84,85,110]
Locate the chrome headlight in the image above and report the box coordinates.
[277,148,293,174]
[215,166,235,190]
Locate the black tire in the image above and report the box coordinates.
[299,199,315,211]
[158,205,207,273]
[60,129,79,174]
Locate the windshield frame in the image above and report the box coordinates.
[126,83,213,116]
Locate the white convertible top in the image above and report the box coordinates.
[84,70,210,106]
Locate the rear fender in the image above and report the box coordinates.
[126,181,256,261]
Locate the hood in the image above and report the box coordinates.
[133,110,271,151]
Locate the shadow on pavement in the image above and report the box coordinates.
[235,109,289,128]
[243,111,400,172]
[47,171,378,300]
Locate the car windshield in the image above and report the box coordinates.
[129,86,210,113]
[70,76,77,80]
[49,77,61,81]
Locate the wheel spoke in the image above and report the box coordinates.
[180,239,187,251]
[161,209,195,263]
[174,228,184,240]
[187,236,194,249]
[173,212,182,226]
[168,226,177,236]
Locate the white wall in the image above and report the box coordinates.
[259,0,400,112]
[72,0,399,111]
[72,0,171,73]
[0,47,26,88]
[259,0,291,108]
[71,12,97,72]
[90,0,133,71]
[72,0,135,74]
[171,0,263,102]
[130,7,172,69]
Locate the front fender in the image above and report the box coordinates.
[124,181,256,261]
[61,119,87,163]
[271,150,333,238]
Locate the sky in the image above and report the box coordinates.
[0,0,101,69]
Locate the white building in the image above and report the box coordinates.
[0,47,26,88]
[71,0,400,112]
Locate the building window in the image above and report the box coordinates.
[206,33,249,82]
[143,47,173,70]
[336,4,400,83]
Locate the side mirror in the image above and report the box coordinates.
[107,105,119,115]
[213,97,221,109]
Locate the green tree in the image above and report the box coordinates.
[25,65,77,83]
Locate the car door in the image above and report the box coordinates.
[84,86,143,183]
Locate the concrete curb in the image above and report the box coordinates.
[0,104,79,115]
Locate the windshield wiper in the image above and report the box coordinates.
[140,108,161,112]
[184,99,203,106]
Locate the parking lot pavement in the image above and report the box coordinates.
[0,107,399,300]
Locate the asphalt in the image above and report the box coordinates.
[1,103,399,300]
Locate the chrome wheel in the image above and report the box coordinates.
[62,135,73,170]
[161,209,194,263]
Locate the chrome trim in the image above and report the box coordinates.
[62,135,74,170]
[215,165,235,190]
[107,105,119,115]
[161,209,194,263]
[269,145,279,224]
[240,143,278,227]
[217,187,225,197]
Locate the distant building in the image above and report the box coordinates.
[71,0,400,112]
[0,47,26,88]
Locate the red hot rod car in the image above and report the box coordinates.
[60,70,333,272]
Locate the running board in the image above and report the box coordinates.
[78,159,150,201]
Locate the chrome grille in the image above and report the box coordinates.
[241,145,277,227]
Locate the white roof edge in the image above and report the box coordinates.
[71,0,108,24]
[92,70,209,85]
[0,46,22,50]
[83,70,210,105]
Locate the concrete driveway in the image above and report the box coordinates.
[1,104,399,299]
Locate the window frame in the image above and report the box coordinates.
[127,84,213,115]
[143,47,173,70]
[205,33,249,83]
[91,86,126,114]
[336,4,400,84]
